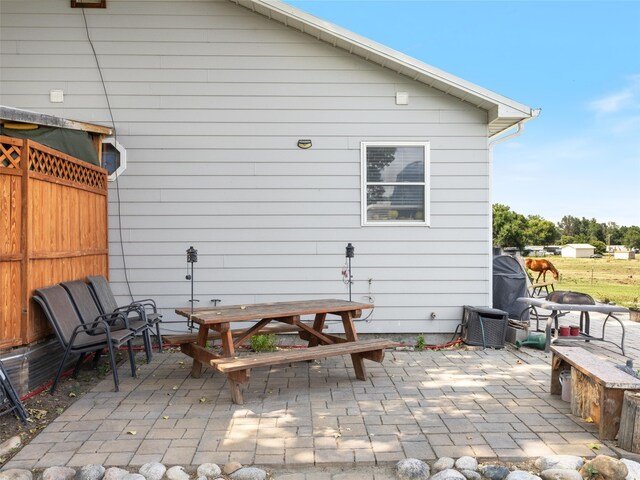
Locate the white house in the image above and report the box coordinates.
[562,244,595,258]
[0,0,538,334]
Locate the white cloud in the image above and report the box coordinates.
[588,75,640,115]
[588,90,633,114]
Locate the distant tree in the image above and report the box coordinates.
[591,240,607,255]
[623,226,640,250]
[524,215,559,245]
[558,215,582,237]
[604,222,622,245]
[493,203,527,249]
[560,235,575,246]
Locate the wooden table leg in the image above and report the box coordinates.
[550,354,563,395]
[216,323,244,403]
[599,388,624,440]
[341,312,366,380]
[308,313,327,347]
[190,325,210,378]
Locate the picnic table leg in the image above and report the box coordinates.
[308,313,327,347]
[217,323,244,404]
[341,312,367,380]
[190,325,210,378]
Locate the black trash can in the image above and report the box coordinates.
[462,305,508,349]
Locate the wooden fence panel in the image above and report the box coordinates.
[0,135,108,349]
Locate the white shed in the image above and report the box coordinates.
[562,244,595,258]
[0,0,538,335]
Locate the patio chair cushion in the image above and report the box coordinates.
[546,291,595,305]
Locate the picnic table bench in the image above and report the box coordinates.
[175,299,398,404]
[550,346,640,440]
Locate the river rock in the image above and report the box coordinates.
[197,464,222,478]
[223,463,242,476]
[103,468,130,480]
[432,457,455,473]
[505,472,541,480]
[535,456,584,471]
[77,464,106,480]
[228,467,267,480]
[431,469,466,480]
[139,463,166,480]
[581,455,628,480]
[395,459,431,480]
[621,459,640,480]
[461,470,481,480]
[0,436,22,458]
[166,466,190,480]
[123,475,145,480]
[480,465,511,480]
[456,456,478,471]
[539,469,582,480]
[42,466,76,480]
[0,469,32,480]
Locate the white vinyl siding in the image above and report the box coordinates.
[0,0,492,334]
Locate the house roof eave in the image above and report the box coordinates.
[229,0,538,136]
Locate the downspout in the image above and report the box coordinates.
[486,109,541,307]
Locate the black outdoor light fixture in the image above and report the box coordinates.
[345,243,355,301]
[297,139,312,149]
[186,246,198,329]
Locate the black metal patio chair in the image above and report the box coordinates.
[33,285,137,393]
[87,276,163,353]
[61,280,153,363]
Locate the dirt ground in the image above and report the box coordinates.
[0,353,125,466]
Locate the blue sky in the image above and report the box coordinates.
[286,1,640,227]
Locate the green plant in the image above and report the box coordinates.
[250,334,278,352]
[583,463,599,479]
[415,334,426,350]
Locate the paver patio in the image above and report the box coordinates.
[3,312,637,476]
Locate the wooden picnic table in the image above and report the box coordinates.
[174,299,397,404]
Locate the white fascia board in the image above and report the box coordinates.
[230,0,537,127]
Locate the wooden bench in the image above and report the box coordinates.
[550,346,640,439]
[206,338,398,404]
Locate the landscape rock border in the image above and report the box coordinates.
[0,454,639,480]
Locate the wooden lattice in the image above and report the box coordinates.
[0,141,22,170]
[29,144,107,191]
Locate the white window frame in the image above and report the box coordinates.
[361,141,430,226]
[102,137,126,181]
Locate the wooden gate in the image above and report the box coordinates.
[0,135,109,349]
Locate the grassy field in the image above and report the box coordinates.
[527,256,640,307]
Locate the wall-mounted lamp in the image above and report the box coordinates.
[71,0,106,7]
[297,139,312,149]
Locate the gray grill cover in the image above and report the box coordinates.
[493,255,529,321]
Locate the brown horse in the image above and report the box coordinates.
[525,258,559,282]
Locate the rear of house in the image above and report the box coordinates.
[0,0,537,336]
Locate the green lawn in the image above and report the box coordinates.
[527,256,640,307]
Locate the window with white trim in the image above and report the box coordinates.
[361,142,430,225]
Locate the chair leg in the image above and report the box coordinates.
[143,329,152,363]
[155,323,163,352]
[106,342,120,392]
[127,340,137,378]
[51,345,74,394]
[72,353,86,378]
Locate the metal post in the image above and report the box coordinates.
[186,246,198,330]
[345,243,354,301]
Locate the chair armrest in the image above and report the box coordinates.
[132,298,158,313]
